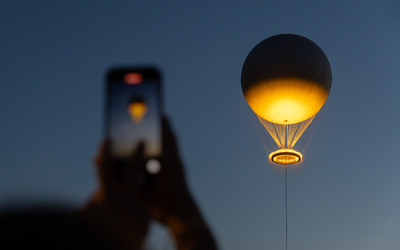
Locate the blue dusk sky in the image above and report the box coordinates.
[1,1,400,250]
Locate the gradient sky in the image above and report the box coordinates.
[1,1,400,250]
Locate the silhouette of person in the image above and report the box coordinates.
[0,117,218,250]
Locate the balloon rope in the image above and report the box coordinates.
[285,165,288,250]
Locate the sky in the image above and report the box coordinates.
[1,1,400,250]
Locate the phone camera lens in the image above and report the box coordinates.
[146,159,161,174]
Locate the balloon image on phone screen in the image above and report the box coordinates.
[105,67,162,173]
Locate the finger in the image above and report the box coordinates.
[95,139,109,166]
[128,142,145,164]
[162,116,180,159]
[126,142,146,184]
[95,139,114,187]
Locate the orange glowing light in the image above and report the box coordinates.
[244,78,329,125]
[128,101,147,123]
[269,149,302,165]
[124,73,143,84]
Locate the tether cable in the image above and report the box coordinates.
[285,165,288,250]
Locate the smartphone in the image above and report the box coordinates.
[105,67,163,176]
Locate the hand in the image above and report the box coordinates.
[82,117,217,250]
[143,117,218,250]
[80,141,149,250]
[144,117,192,223]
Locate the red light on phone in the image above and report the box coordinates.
[124,73,143,84]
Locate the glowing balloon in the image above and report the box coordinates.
[241,34,332,164]
[128,98,147,123]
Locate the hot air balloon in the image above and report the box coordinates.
[128,97,147,123]
[241,34,332,164]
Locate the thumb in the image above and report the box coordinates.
[126,142,146,183]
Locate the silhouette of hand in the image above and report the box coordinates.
[143,117,192,223]
[143,117,218,250]
[82,117,217,250]
[81,141,149,250]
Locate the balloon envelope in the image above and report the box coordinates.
[241,34,332,124]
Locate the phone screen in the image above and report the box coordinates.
[106,68,162,161]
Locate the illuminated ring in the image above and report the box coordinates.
[269,149,302,165]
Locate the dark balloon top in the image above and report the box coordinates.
[241,34,332,94]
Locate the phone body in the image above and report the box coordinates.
[105,67,163,175]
